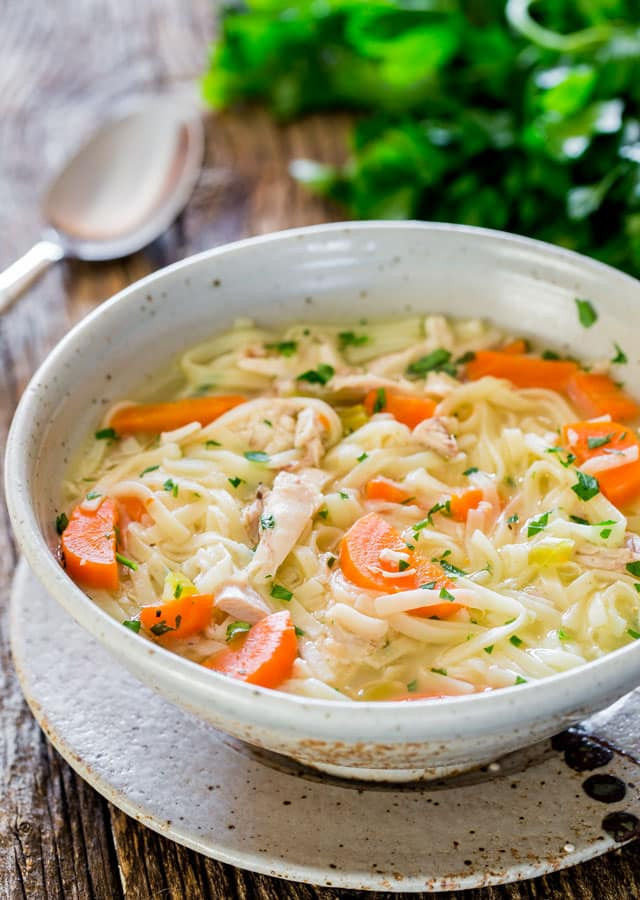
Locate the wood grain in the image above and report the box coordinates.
[1,1,639,898]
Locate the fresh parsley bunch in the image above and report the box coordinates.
[203,0,640,276]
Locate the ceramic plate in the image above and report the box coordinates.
[10,559,640,892]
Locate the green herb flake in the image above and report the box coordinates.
[557,629,570,641]
[398,559,410,572]
[627,628,640,640]
[546,447,576,468]
[483,645,494,655]
[338,331,369,349]
[575,298,598,328]
[406,679,418,692]
[431,667,448,677]
[174,583,183,599]
[55,512,69,535]
[122,619,141,633]
[463,467,479,476]
[244,450,270,463]
[572,470,600,501]
[270,583,293,601]
[407,348,455,378]
[456,351,475,365]
[163,478,178,497]
[296,363,334,385]
[570,515,590,525]
[509,634,523,647]
[192,383,213,397]
[373,387,386,414]
[139,465,160,477]
[542,350,561,360]
[265,340,298,357]
[357,452,368,462]
[263,419,273,427]
[150,621,174,637]
[600,528,612,539]
[115,552,138,571]
[439,559,467,577]
[527,511,550,537]
[515,675,528,685]
[228,476,244,488]
[507,514,519,524]
[205,440,221,448]
[95,427,117,440]
[294,626,305,637]
[626,562,640,577]
[611,343,628,365]
[587,433,613,449]
[327,555,337,569]
[86,490,101,501]
[226,620,252,641]
[421,581,437,590]
[318,507,329,520]
[439,587,456,602]
[339,490,349,500]
[260,513,276,530]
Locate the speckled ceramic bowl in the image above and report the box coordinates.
[6,222,640,781]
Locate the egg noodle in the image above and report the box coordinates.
[60,315,640,701]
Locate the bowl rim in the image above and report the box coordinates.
[7,219,640,737]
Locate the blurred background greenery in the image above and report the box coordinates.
[203,0,640,276]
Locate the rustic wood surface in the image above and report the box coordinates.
[1,2,640,897]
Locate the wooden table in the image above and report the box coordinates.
[2,2,640,897]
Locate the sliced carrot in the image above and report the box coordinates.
[364,388,436,429]
[563,420,640,507]
[566,372,640,422]
[203,610,297,689]
[410,557,462,619]
[339,512,413,592]
[140,593,214,643]
[365,477,412,505]
[109,395,246,434]
[449,489,484,522]
[501,339,527,355]
[61,497,119,591]
[466,352,578,391]
[117,495,151,531]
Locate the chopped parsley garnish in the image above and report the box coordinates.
[463,467,479,476]
[431,667,448,677]
[435,557,467,577]
[163,478,178,497]
[455,350,475,365]
[264,419,273,427]
[509,635,523,647]
[570,515,590,525]
[406,679,418,692]
[244,450,270,463]
[139,465,160,477]
[373,387,386,414]
[228,476,244,488]
[398,559,410,572]
[174,584,183,599]
[421,581,437,590]
[260,513,276,530]
[338,331,369,349]
[507,514,519,524]
[357,452,368,462]
[95,427,117,440]
[504,617,516,625]
[122,620,141,633]
[205,439,221,447]
[86,490,101,501]
[407,348,455,378]
[515,675,528,685]
[422,500,451,526]
[296,363,334,385]
[587,433,613,449]
[317,508,329,519]
[527,511,550,537]
[542,349,561,360]
[575,298,598,328]
[572,470,600,501]
[226,620,252,641]
[439,587,455,602]
[150,622,175,636]
[265,340,298,356]
[626,561,640,577]
[55,512,69,535]
[192,383,213,396]
[611,343,628,365]
[270,583,293,601]
[115,552,138,571]
[483,645,494,655]
[327,555,337,569]
[401,496,416,505]
[294,626,305,637]
[627,628,640,640]
[338,491,349,500]
[557,629,570,641]
[546,447,576,468]
[600,528,612,539]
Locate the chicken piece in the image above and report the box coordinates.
[248,470,323,578]
[575,533,640,572]
[215,581,272,623]
[412,417,458,459]
[241,484,269,545]
[293,407,326,467]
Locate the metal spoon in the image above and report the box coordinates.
[0,95,204,313]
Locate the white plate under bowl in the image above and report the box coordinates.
[10,559,640,892]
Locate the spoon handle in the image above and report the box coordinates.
[0,239,65,313]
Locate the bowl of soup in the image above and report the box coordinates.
[7,222,640,780]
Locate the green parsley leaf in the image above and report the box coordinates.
[264,419,273,427]
[600,528,612,539]
[95,427,117,440]
[572,470,600,501]
[55,512,69,535]
[542,349,561,360]
[296,363,334,385]
[174,583,183,599]
[587,433,613,449]
[407,348,455,377]
[515,675,527,685]
[406,679,418,692]
[226,620,252,641]
[570,514,590,525]
[244,450,270,463]
[546,447,576,467]
[507,514,519,524]
[327,555,337,569]
[317,507,329,519]
[122,620,141,633]
[294,626,305,637]
[270,583,293,601]
[192,383,214,396]
[373,387,386,414]
[456,351,475,365]
[260,513,276,530]
[527,511,550,537]
[163,478,178,497]
[463,467,479,476]
[628,628,640,640]
[439,587,456,602]
[115,552,138,571]
[338,490,349,500]
[139,465,160,477]
[626,561,640,577]
[398,558,410,572]
[431,667,448,676]
[509,634,523,647]
[357,451,368,462]
[421,581,438,590]
[439,559,468,577]
[265,340,298,356]
[228,476,244,488]
[338,331,369,349]
[150,621,175,637]
[205,440,221,448]
[575,298,598,328]
[86,491,101,501]
[611,343,628,364]
[557,629,570,641]
[483,645,494,654]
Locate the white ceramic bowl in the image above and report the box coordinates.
[7,222,640,781]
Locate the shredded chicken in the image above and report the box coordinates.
[293,407,326,467]
[248,470,323,578]
[215,581,272,623]
[575,533,640,572]
[412,417,458,459]
[241,484,269,545]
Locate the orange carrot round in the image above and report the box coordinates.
[204,610,297,689]
[466,351,578,391]
[109,395,246,434]
[117,496,151,530]
[140,593,214,642]
[364,388,436,429]
[449,489,484,522]
[339,512,412,592]
[61,497,119,591]
[409,557,462,619]
[563,420,640,507]
[566,372,640,422]
[500,339,528,355]
[365,477,412,505]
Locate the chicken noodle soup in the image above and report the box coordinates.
[58,315,640,701]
